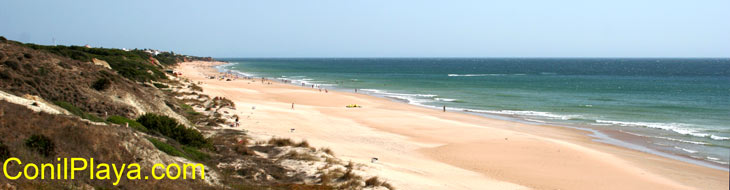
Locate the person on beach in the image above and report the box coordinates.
[292,103,294,110]
[443,105,446,112]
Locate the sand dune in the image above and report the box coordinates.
[178,61,728,190]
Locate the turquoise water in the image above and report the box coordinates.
[219,58,730,168]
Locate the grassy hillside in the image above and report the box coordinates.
[0,37,389,190]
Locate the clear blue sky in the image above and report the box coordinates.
[1,0,728,58]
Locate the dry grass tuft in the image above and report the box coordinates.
[320,147,334,156]
[268,137,295,147]
[295,140,310,148]
[281,150,320,161]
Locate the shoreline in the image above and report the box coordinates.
[214,61,729,171]
[179,61,728,189]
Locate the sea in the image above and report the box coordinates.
[217,58,730,170]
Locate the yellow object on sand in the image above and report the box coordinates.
[346,104,362,108]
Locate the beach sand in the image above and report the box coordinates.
[178,61,729,190]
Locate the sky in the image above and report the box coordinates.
[1,0,729,58]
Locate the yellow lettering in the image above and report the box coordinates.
[3,158,21,180]
[24,163,39,180]
[183,163,205,179]
[166,164,181,180]
[126,164,141,180]
[151,164,165,180]
[89,158,94,180]
[40,163,54,179]
[70,158,87,179]
[95,163,110,180]
[111,164,126,186]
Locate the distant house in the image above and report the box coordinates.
[84,44,91,48]
[143,49,162,55]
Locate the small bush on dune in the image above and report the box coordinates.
[3,60,20,70]
[153,83,169,89]
[190,84,203,91]
[320,147,334,156]
[25,135,54,157]
[91,78,111,91]
[268,137,295,147]
[382,182,396,190]
[365,178,396,190]
[281,151,320,162]
[0,141,10,161]
[53,101,83,116]
[136,113,208,148]
[295,140,310,148]
[338,167,360,182]
[107,115,148,132]
[147,137,184,157]
[235,143,255,156]
[182,146,210,161]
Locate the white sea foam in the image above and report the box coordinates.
[704,157,730,165]
[622,131,709,145]
[596,120,729,141]
[434,98,459,102]
[277,76,338,88]
[447,73,524,77]
[464,109,580,121]
[358,89,439,106]
[673,146,699,153]
[710,135,730,140]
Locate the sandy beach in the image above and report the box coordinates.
[178,61,728,190]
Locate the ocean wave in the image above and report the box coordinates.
[447,73,525,77]
[673,146,698,153]
[229,70,255,77]
[706,157,729,165]
[710,135,730,140]
[434,98,459,102]
[464,109,580,121]
[596,120,729,141]
[278,77,338,88]
[622,131,709,145]
[358,89,438,106]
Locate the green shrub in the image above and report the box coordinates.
[0,141,10,161]
[53,101,83,116]
[153,83,169,89]
[147,138,184,157]
[23,44,171,82]
[154,52,181,65]
[91,78,111,91]
[3,60,19,70]
[83,113,105,122]
[136,113,207,148]
[182,146,210,161]
[25,135,54,157]
[107,115,147,132]
[180,104,200,116]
